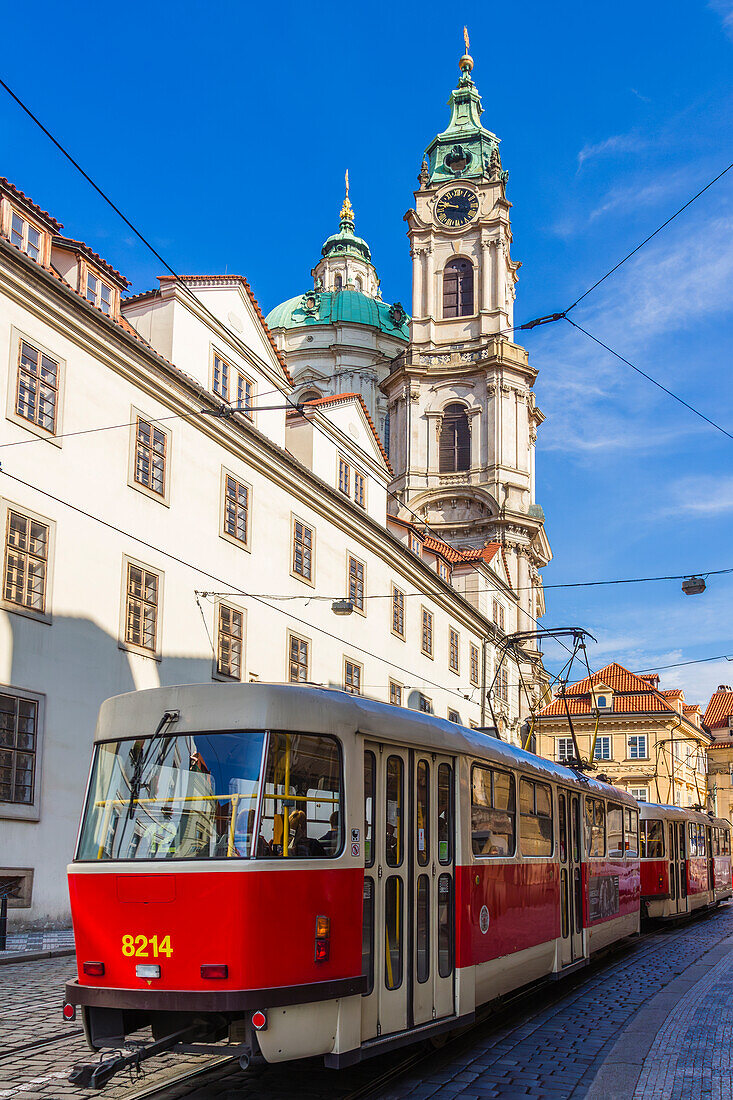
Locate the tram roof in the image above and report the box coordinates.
[638,802,730,827]
[94,683,635,803]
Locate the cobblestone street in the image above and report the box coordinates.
[2,904,733,1100]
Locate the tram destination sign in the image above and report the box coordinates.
[588,874,620,922]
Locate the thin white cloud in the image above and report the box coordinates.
[709,0,733,39]
[577,132,645,170]
[656,476,733,518]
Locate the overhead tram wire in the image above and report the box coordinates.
[0,467,485,708]
[634,653,733,674]
[0,74,581,667]
[564,318,733,442]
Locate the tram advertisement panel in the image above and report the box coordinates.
[588,874,620,922]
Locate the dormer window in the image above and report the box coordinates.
[86,271,113,315]
[593,687,613,711]
[597,696,607,708]
[410,534,421,556]
[11,211,41,262]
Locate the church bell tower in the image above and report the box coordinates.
[382,39,551,638]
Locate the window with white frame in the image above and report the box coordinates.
[15,338,59,435]
[0,690,39,806]
[628,734,648,760]
[288,634,309,683]
[418,694,433,714]
[222,473,250,547]
[498,665,509,703]
[85,271,113,315]
[338,457,350,496]
[216,604,244,680]
[235,372,254,418]
[449,628,460,673]
[448,709,460,723]
[213,353,230,400]
[337,456,366,508]
[344,658,362,695]
[594,736,612,761]
[354,470,366,509]
[557,737,574,763]
[10,211,42,261]
[421,607,433,657]
[492,599,505,631]
[133,416,167,498]
[123,560,161,655]
[292,518,314,583]
[3,509,50,615]
[348,555,365,612]
[392,585,405,639]
[389,680,402,706]
[437,560,449,581]
[629,787,648,802]
[470,642,480,687]
[410,533,421,556]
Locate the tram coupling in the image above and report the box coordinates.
[68,1021,207,1090]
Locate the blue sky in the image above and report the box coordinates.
[3,0,733,703]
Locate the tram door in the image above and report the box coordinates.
[671,822,688,914]
[706,827,715,898]
[361,744,456,1043]
[558,790,584,965]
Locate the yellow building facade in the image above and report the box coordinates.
[534,663,710,807]
[704,687,733,821]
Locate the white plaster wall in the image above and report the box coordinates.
[0,263,500,927]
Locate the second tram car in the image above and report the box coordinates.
[62,684,682,1079]
[639,802,732,920]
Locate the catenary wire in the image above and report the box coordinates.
[565,158,733,313]
[0,74,579,667]
[0,467,505,707]
[634,653,733,674]
[565,317,733,442]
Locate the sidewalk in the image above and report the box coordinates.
[585,928,733,1099]
[0,928,74,965]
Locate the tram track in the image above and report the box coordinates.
[0,1028,84,1063]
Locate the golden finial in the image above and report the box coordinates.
[460,25,474,73]
[340,169,354,222]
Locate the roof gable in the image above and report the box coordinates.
[302,392,391,474]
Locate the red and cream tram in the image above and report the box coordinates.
[65,684,644,1082]
[639,802,732,920]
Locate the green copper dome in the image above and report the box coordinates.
[266,289,409,340]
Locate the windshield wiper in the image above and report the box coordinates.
[126,710,180,821]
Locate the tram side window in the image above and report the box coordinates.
[362,878,374,996]
[607,803,623,857]
[386,756,404,867]
[417,759,430,867]
[698,823,706,856]
[471,764,516,857]
[364,750,375,868]
[624,808,639,857]
[689,822,698,857]
[640,819,664,858]
[259,732,342,859]
[725,830,731,856]
[519,778,553,857]
[585,797,606,857]
[714,828,720,856]
[437,762,453,864]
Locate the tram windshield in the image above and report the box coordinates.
[76,730,342,861]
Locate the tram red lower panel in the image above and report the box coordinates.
[687,857,708,895]
[714,856,732,892]
[69,868,362,992]
[641,860,669,898]
[581,860,639,925]
[455,861,560,968]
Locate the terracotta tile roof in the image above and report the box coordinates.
[565,662,662,696]
[0,177,63,231]
[704,691,733,731]
[662,689,685,699]
[684,704,701,714]
[155,275,293,386]
[301,392,392,474]
[540,692,674,717]
[52,236,129,288]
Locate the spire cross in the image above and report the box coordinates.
[340,169,354,223]
[463,25,470,53]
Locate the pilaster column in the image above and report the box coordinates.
[411,247,423,320]
[481,238,492,313]
[425,246,434,320]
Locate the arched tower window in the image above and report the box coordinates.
[443,258,474,318]
[355,276,363,291]
[439,403,471,472]
[300,389,322,404]
[334,275,343,291]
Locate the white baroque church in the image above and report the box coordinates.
[270,46,552,661]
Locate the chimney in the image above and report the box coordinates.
[717,685,733,693]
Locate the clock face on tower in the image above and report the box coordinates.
[435,187,479,228]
